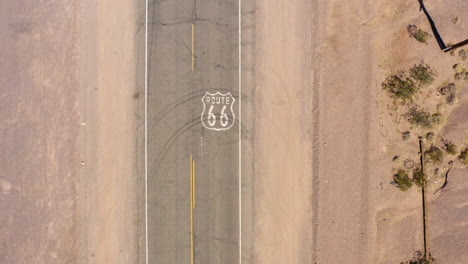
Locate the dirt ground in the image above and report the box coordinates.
[252,0,315,262]
[0,1,80,263]
[252,0,468,263]
[79,0,139,263]
[0,0,139,263]
[253,0,376,262]
[372,0,468,263]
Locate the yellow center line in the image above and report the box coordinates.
[192,160,196,209]
[192,24,195,71]
[190,156,195,264]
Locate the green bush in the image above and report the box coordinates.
[382,72,417,101]
[425,132,434,141]
[425,146,443,164]
[444,141,457,155]
[430,113,443,126]
[410,63,435,86]
[413,29,430,44]
[459,148,468,165]
[393,169,413,191]
[407,25,430,44]
[459,49,467,61]
[407,107,433,128]
[412,168,426,188]
[401,251,434,264]
[402,131,411,141]
[438,83,457,105]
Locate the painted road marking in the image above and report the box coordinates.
[201,92,236,131]
[144,0,149,261]
[190,156,195,264]
[193,158,196,209]
[238,0,242,262]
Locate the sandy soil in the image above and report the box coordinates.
[373,0,468,263]
[0,0,139,263]
[80,0,139,263]
[252,0,468,263]
[252,0,315,263]
[252,0,378,262]
[0,1,80,263]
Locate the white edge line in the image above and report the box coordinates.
[238,0,242,263]
[145,0,149,262]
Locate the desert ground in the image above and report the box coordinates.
[0,1,81,263]
[253,0,468,263]
[1,0,139,263]
[1,0,467,263]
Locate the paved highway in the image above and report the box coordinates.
[147,0,241,263]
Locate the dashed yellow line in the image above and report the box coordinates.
[192,159,196,209]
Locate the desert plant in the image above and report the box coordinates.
[401,251,434,264]
[430,113,443,126]
[410,63,435,86]
[407,107,433,128]
[425,146,443,164]
[382,72,417,101]
[402,131,411,141]
[444,141,457,155]
[393,169,413,191]
[459,148,468,165]
[412,168,426,188]
[407,25,430,44]
[453,63,468,81]
[425,132,434,141]
[438,83,457,105]
[459,49,467,61]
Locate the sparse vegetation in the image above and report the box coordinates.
[430,113,443,126]
[412,168,426,188]
[407,25,430,44]
[393,169,413,191]
[401,251,434,264]
[407,107,433,128]
[438,83,456,105]
[453,63,468,81]
[382,72,417,101]
[425,132,434,141]
[425,146,443,164]
[409,63,435,86]
[459,148,468,165]
[402,131,411,141]
[404,257,433,264]
[459,49,467,61]
[382,63,437,103]
[444,141,457,155]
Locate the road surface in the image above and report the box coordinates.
[146,0,241,263]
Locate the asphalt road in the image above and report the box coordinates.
[147,0,240,263]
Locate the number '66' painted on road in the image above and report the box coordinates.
[201,92,236,131]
